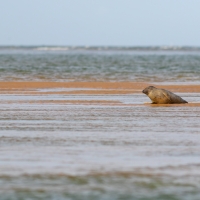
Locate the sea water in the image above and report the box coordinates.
[0,46,200,83]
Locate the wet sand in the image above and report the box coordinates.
[0,82,200,106]
[1,81,200,199]
[1,81,200,93]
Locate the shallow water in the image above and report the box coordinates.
[1,90,200,200]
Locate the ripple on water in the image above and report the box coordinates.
[0,92,200,200]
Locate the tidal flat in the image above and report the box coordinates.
[0,82,200,200]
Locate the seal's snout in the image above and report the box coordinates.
[142,86,155,95]
[142,88,147,94]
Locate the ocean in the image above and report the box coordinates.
[0,46,200,200]
[0,46,200,83]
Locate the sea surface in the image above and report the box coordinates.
[0,46,200,83]
[1,46,200,200]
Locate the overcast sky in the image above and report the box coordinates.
[0,0,200,46]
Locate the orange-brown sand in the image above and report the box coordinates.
[0,100,121,105]
[0,82,200,106]
[0,82,200,93]
[145,103,200,107]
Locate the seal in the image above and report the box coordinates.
[142,86,188,104]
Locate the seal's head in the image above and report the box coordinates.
[142,86,156,95]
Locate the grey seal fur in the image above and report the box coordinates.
[142,86,188,104]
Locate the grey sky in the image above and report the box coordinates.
[0,0,200,46]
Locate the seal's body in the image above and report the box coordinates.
[142,86,188,104]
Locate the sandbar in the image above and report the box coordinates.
[0,82,200,93]
[0,82,199,106]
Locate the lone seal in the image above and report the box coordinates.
[142,86,188,104]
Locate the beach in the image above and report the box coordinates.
[1,47,200,199]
